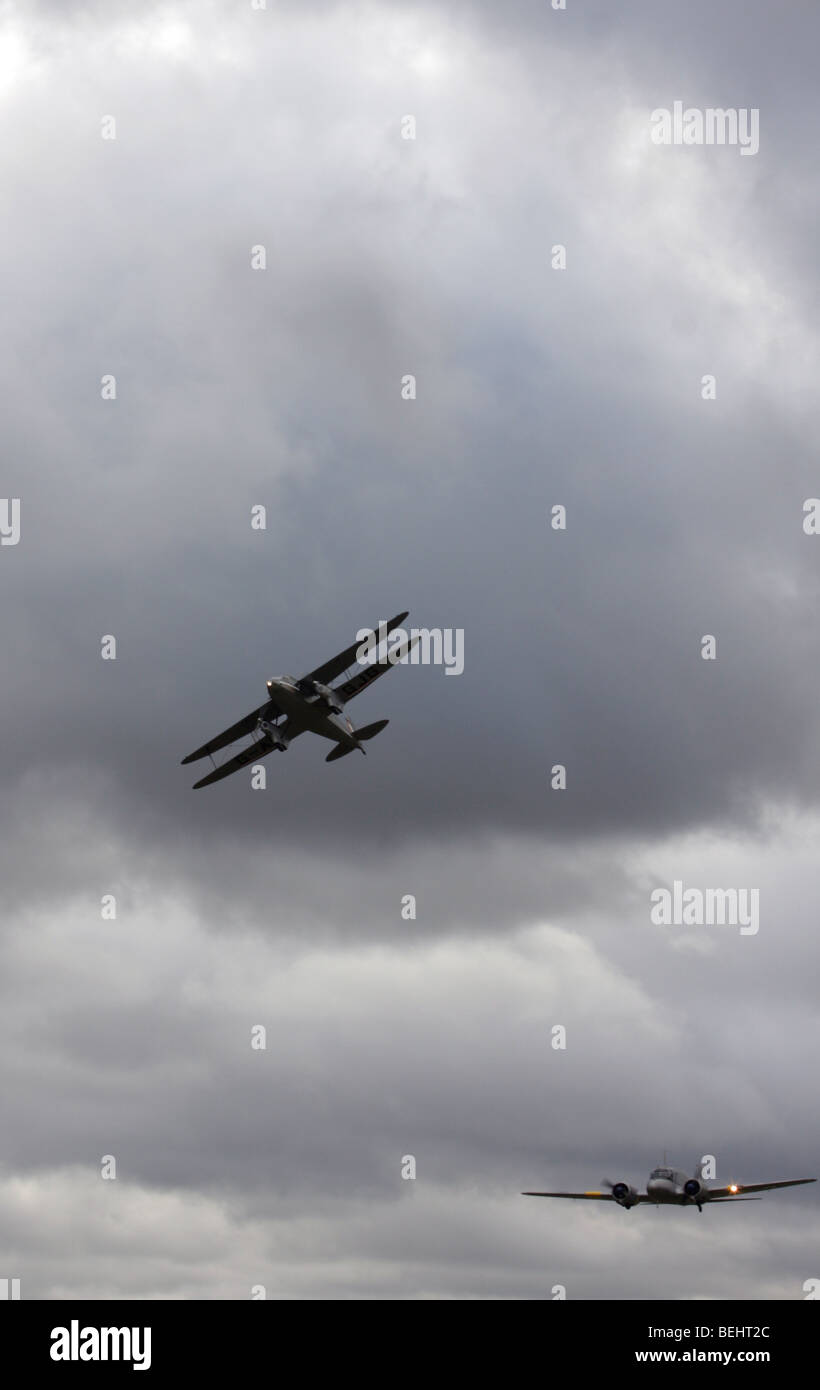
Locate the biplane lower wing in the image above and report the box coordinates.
[305,611,409,687]
[193,734,270,789]
[182,702,277,765]
[335,635,419,703]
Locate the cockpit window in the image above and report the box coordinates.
[651,1168,673,1179]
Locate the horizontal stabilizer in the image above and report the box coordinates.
[357,719,389,740]
[326,744,354,763]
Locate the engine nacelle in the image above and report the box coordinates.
[258,719,289,750]
[308,680,344,713]
[683,1178,704,1201]
[611,1182,640,1209]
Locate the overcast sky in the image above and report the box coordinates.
[1,0,818,1300]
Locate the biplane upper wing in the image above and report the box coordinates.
[181,701,279,765]
[334,634,419,704]
[191,722,304,789]
[304,612,409,687]
[191,732,275,789]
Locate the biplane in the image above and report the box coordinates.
[181,610,416,788]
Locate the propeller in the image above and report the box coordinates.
[602,1177,637,1207]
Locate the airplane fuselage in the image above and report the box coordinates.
[266,677,361,750]
[646,1166,710,1207]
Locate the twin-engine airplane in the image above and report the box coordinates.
[523,1161,816,1213]
[181,610,417,789]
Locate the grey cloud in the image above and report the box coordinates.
[1,0,818,1301]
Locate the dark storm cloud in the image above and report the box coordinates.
[1,863,817,1298]
[3,1,820,859]
[1,0,818,1301]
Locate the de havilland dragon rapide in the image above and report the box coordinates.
[182,611,417,788]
